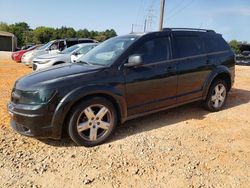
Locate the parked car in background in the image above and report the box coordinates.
[32,43,98,71]
[8,28,235,147]
[21,38,97,67]
[15,44,35,51]
[21,44,35,50]
[236,54,250,66]
[11,44,42,62]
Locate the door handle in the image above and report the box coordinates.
[166,66,176,73]
[206,59,212,65]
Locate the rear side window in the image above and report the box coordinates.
[132,37,171,64]
[173,36,204,58]
[79,39,95,43]
[66,40,78,47]
[203,35,230,53]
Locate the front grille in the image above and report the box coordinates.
[15,123,30,133]
[33,63,37,71]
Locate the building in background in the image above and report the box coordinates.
[0,31,17,51]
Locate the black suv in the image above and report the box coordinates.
[8,28,235,147]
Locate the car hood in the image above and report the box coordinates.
[15,63,104,90]
[13,50,26,54]
[33,49,47,56]
[36,53,68,60]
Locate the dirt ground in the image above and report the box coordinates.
[0,53,249,188]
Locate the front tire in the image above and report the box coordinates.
[68,97,117,147]
[203,79,228,112]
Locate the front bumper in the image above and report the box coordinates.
[21,57,33,66]
[7,102,60,139]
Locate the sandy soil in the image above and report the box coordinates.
[0,54,249,188]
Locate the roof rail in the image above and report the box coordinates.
[163,28,215,33]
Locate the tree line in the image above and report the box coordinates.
[0,22,248,54]
[228,40,249,54]
[0,22,117,47]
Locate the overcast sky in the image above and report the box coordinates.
[0,0,249,42]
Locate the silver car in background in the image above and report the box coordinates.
[32,43,98,71]
[21,38,97,67]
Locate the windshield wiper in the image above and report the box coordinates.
[77,61,92,65]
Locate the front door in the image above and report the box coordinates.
[125,35,178,116]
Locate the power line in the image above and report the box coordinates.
[167,0,185,16]
[134,0,147,32]
[167,0,196,21]
[135,0,145,26]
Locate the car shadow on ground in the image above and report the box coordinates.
[39,88,250,147]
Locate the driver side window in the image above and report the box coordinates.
[132,37,171,64]
[50,42,59,50]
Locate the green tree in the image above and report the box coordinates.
[76,29,90,38]
[33,27,55,44]
[229,40,242,54]
[1,22,118,46]
[0,22,10,31]
[53,27,76,39]
[7,22,30,46]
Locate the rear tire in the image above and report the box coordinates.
[203,79,228,112]
[67,97,117,147]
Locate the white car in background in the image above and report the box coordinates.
[32,43,98,71]
[21,38,97,67]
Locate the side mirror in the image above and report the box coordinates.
[124,55,143,67]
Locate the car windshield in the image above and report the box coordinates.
[77,36,138,66]
[75,44,97,55]
[36,41,53,50]
[60,45,80,54]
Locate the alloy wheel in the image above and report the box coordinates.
[76,104,113,141]
[211,83,226,108]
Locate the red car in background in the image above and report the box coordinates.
[11,45,42,62]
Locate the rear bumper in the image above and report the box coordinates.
[7,102,61,139]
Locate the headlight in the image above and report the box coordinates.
[36,60,50,64]
[12,89,56,104]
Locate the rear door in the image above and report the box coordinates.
[125,34,178,116]
[173,33,210,103]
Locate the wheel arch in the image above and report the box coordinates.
[53,61,65,65]
[51,86,127,138]
[202,66,232,100]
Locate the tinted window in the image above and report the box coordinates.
[203,35,230,53]
[59,41,66,51]
[66,40,79,47]
[174,36,204,58]
[79,39,95,43]
[132,37,171,64]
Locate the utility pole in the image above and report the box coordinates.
[143,19,147,32]
[159,0,165,31]
[131,24,134,33]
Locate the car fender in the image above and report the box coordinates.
[51,85,127,138]
[202,65,231,100]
